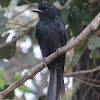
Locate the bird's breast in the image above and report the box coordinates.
[37,20,59,36]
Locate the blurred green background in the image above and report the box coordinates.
[0,0,100,100]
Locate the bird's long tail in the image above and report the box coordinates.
[47,67,65,100]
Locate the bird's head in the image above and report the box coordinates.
[32,0,60,20]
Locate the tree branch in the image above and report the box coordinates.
[74,76,100,88]
[0,28,33,49]
[64,65,100,77]
[9,6,31,20]
[0,12,100,100]
[78,76,100,83]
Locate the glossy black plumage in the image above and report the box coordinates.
[33,1,67,100]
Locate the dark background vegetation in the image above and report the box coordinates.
[0,0,100,100]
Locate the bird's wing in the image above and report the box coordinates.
[59,21,67,47]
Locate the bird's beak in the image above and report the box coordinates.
[32,9,43,13]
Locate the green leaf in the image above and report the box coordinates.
[75,38,87,53]
[82,9,92,25]
[0,34,16,59]
[47,0,57,3]
[88,37,100,50]
[17,0,37,6]
[0,70,5,77]
[71,38,86,67]
[94,49,100,60]
[60,8,70,25]
[58,0,67,5]
[0,0,11,7]
[74,0,88,6]
[0,33,10,44]
[89,49,100,60]
[89,50,94,59]
[38,95,46,100]
[71,53,81,67]
[19,85,30,92]
[0,80,5,89]
[68,6,82,37]
[0,10,8,35]
[14,72,22,79]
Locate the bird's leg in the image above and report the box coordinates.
[42,57,47,66]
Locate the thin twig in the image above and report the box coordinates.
[8,18,38,29]
[79,76,100,83]
[64,65,100,77]
[0,27,33,49]
[74,77,100,88]
[92,87,100,96]
[9,6,31,20]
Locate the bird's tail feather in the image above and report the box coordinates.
[47,67,65,100]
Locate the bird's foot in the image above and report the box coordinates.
[42,57,47,66]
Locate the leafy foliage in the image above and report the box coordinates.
[0,0,11,7]
[74,0,88,6]
[19,85,31,92]
[88,37,100,50]
[68,5,82,37]
[0,10,8,35]
[58,0,67,5]
[0,80,5,89]
[0,33,16,59]
[38,95,46,100]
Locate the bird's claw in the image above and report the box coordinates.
[43,57,47,66]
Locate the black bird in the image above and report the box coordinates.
[32,0,67,100]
